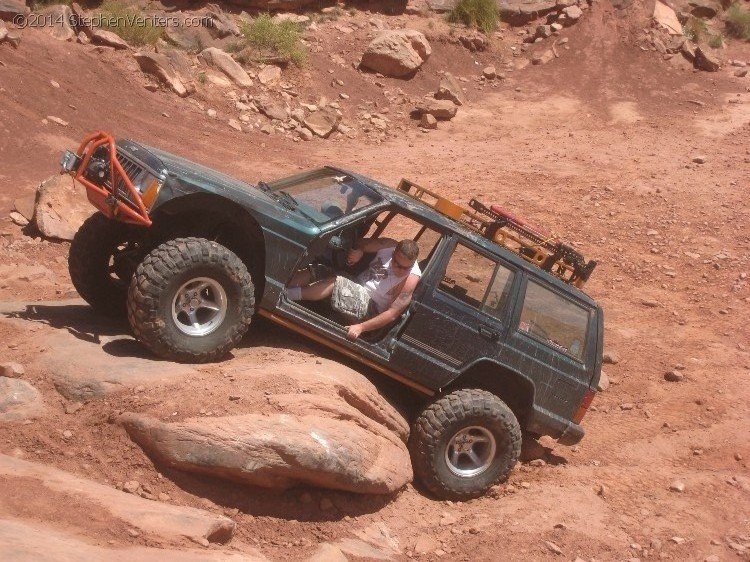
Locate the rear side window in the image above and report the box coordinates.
[438,243,515,322]
[518,281,590,360]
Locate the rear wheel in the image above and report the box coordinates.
[127,238,255,363]
[69,213,142,317]
[410,389,521,500]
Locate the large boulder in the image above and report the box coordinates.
[414,97,458,121]
[163,14,209,51]
[304,107,342,138]
[38,5,75,41]
[199,47,253,88]
[33,174,94,241]
[360,29,431,78]
[0,377,44,422]
[119,395,412,494]
[117,357,413,496]
[135,52,190,97]
[33,325,201,401]
[562,5,582,22]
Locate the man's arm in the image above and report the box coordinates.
[346,274,420,340]
[346,237,397,266]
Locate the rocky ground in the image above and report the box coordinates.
[1,0,750,560]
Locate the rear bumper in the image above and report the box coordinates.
[558,422,585,445]
[526,406,586,446]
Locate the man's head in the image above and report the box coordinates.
[392,240,419,272]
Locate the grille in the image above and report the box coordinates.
[102,152,144,206]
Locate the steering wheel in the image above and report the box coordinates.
[327,229,357,270]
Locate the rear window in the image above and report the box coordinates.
[518,281,590,361]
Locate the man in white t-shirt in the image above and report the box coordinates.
[286,238,421,341]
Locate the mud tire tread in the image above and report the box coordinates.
[69,213,131,317]
[410,388,521,501]
[127,237,254,363]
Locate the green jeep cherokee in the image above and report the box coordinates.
[61,132,603,500]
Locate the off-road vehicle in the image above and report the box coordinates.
[61,131,603,500]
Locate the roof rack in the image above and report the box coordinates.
[397,178,596,288]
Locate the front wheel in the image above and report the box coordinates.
[127,238,255,363]
[409,389,521,501]
[69,213,143,317]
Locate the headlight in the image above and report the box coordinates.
[60,150,81,173]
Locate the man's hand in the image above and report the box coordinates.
[346,248,364,266]
[346,324,364,340]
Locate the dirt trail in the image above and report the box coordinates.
[1,0,749,560]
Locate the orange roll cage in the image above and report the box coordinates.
[71,131,152,227]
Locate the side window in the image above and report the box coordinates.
[438,243,515,321]
[518,281,590,360]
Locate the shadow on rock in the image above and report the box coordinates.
[101,337,159,360]
[520,433,569,466]
[5,303,129,344]
[236,315,328,354]
[160,466,399,522]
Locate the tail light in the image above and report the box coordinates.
[573,389,596,424]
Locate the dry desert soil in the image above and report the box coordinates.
[0,0,749,560]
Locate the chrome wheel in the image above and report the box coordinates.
[444,426,497,478]
[171,277,227,337]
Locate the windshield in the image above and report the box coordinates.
[266,169,381,224]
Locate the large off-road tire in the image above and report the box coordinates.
[410,389,521,501]
[69,213,140,317]
[127,238,255,363]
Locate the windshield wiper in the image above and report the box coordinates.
[277,190,299,210]
[256,181,296,210]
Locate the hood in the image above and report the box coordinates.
[118,139,267,200]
